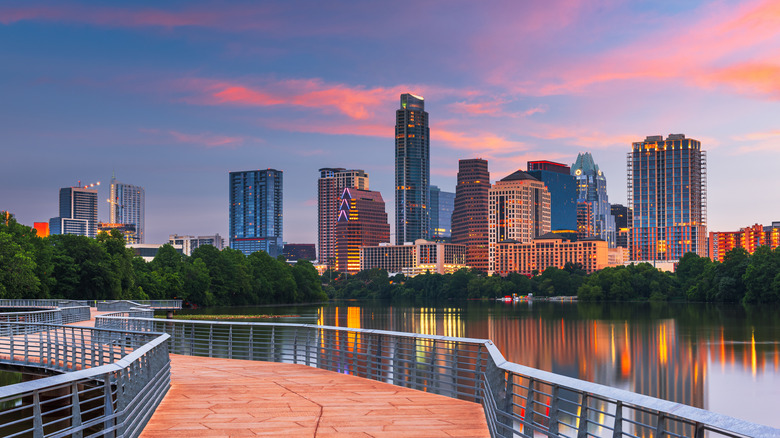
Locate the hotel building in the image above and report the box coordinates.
[709,222,780,262]
[451,158,491,272]
[335,188,390,273]
[488,170,551,273]
[229,169,283,257]
[108,175,145,243]
[493,232,610,276]
[169,234,225,256]
[429,185,455,242]
[360,239,467,276]
[395,93,430,244]
[50,183,99,238]
[318,168,369,265]
[628,134,707,261]
[527,160,577,231]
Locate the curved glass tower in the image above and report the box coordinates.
[395,93,430,244]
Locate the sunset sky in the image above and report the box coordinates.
[2,0,779,245]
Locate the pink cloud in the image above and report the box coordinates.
[449,100,547,118]
[140,128,252,148]
[707,63,780,99]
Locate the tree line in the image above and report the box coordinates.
[0,213,326,306]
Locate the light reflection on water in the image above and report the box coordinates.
[182,300,780,428]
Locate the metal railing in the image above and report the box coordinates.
[94,314,780,438]
[96,300,182,311]
[0,322,170,438]
[0,299,90,309]
[0,306,91,327]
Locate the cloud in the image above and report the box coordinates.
[140,128,253,148]
[449,99,548,118]
[707,63,780,99]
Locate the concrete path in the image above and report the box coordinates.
[141,354,490,438]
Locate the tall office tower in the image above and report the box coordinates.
[451,159,490,272]
[628,134,707,261]
[429,185,455,242]
[611,204,633,251]
[488,170,551,273]
[317,168,369,266]
[527,160,577,231]
[49,183,99,237]
[395,93,430,244]
[571,153,616,247]
[229,169,283,257]
[335,188,390,273]
[108,175,145,243]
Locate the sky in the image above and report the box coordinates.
[1,0,779,246]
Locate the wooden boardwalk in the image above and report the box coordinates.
[141,355,489,437]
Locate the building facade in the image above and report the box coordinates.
[360,239,467,276]
[527,160,577,231]
[229,169,283,257]
[395,93,430,244]
[108,175,145,243]
[98,222,137,242]
[318,168,369,265]
[335,188,391,273]
[709,222,780,262]
[628,134,707,261]
[611,203,633,251]
[283,244,317,261]
[169,234,225,256]
[488,170,551,273]
[451,158,490,272]
[429,185,455,242]
[50,184,99,238]
[493,232,610,276]
[571,152,616,247]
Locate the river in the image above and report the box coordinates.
[181,300,780,429]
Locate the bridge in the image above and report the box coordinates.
[1,300,777,437]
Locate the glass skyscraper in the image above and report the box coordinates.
[109,175,145,243]
[571,152,616,248]
[429,185,455,242]
[527,160,577,231]
[229,169,283,257]
[395,93,430,244]
[628,134,707,261]
[318,168,369,266]
[50,184,99,237]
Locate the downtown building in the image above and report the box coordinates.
[50,183,99,238]
[488,170,551,274]
[108,175,145,243]
[335,187,390,273]
[229,169,283,257]
[611,203,633,253]
[283,244,317,262]
[451,158,490,272]
[169,233,225,256]
[360,239,467,276]
[395,93,430,244]
[709,222,780,262]
[527,161,577,231]
[429,185,455,242]
[571,152,616,247]
[318,168,369,266]
[628,134,707,262]
[493,232,611,276]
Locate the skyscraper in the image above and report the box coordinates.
[318,168,369,266]
[108,175,145,243]
[395,93,430,244]
[429,185,455,242]
[451,158,490,272]
[488,170,551,273]
[628,134,707,261]
[229,169,283,257]
[49,183,99,237]
[611,203,632,251]
[527,160,577,231]
[571,152,616,247]
[336,187,390,273]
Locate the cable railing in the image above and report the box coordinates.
[0,322,170,438]
[96,300,182,311]
[94,314,780,438]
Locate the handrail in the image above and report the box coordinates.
[94,314,780,438]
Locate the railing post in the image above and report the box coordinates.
[103,373,115,438]
[270,326,276,362]
[428,339,438,394]
[656,412,666,438]
[293,328,299,364]
[70,381,83,438]
[228,325,233,359]
[612,401,623,438]
[474,347,483,403]
[208,324,213,358]
[549,385,560,436]
[249,326,254,361]
[32,390,44,438]
[523,378,536,434]
[577,393,589,438]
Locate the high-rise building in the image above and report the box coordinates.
[611,204,633,251]
[708,222,778,262]
[429,185,455,242]
[318,168,369,266]
[360,240,467,276]
[488,170,551,274]
[335,188,390,273]
[108,175,145,243]
[494,232,611,276]
[50,183,99,237]
[527,160,577,231]
[229,169,283,257]
[283,244,317,262]
[571,153,616,247]
[628,134,707,261]
[395,93,430,244]
[169,234,225,256]
[451,158,490,272]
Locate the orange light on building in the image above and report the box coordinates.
[33,222,50,237]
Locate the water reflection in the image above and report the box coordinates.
[313,301,780,428]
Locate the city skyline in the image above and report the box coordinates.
[2,1,779,245]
